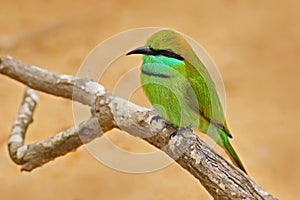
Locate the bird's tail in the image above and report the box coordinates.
[219,130,247,174]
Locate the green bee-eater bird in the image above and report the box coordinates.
[127,30,246,173]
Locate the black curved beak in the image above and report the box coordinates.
[126,46,156,56]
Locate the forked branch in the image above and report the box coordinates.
[0,56,277,200]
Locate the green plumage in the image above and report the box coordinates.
[128,30,246,173]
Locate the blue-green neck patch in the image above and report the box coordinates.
[141,55,185,76]
[142,55,184,66]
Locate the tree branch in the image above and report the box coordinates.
[0,56,277,200]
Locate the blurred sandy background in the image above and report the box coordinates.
[0,0,299,199]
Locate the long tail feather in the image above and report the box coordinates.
[219,131,247,174]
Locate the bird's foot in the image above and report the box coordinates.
[169,125,193,139]
[150,115,164,124]
[169,129,178,139]
[186,124,193,130]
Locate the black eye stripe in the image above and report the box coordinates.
[150,47,184,61]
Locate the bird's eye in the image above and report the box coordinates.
[163,49,173,56]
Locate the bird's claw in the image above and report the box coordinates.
[169,124,192,139]
[186,124,193,130]
[169,129,178,139]
[150,115,164,124]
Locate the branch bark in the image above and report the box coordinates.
[0,56,277,200]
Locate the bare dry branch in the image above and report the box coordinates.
[0,56,277,200]
[8,87,38,164]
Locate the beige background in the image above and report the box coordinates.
[0,0,299,199]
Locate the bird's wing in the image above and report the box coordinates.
[184,61,232,137]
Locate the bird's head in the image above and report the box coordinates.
[127,30,194,61]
